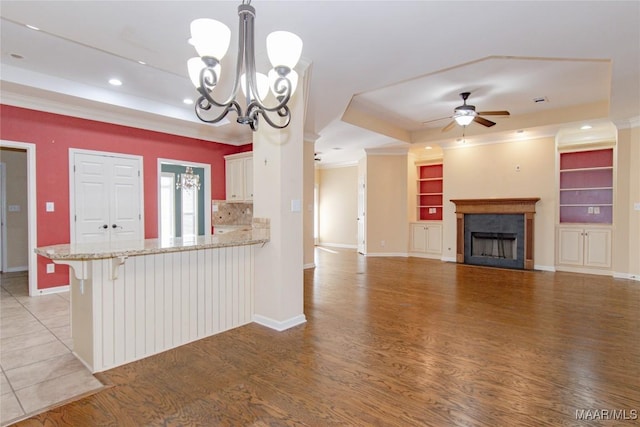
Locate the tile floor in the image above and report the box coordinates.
[0,272,105,426]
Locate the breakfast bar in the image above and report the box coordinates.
[36,220,269,373]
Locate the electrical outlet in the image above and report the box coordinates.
[588,207,594,214]
[380,240,386,247]
[594,206,600,214]
[46,264,55,274]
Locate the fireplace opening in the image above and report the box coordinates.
[463,213,525,269]
[471,232,517,260]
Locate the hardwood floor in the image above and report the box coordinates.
[14,248,640,426]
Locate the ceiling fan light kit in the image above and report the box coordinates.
[441,92,510,132]
[188,0,303,131]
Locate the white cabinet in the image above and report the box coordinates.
[557,226,611,270]
[224,152,253,202]
[410,222,442,258]
[243,156,253,201]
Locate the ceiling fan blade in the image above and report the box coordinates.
[474,116,496,127]
[422,116,452,125]
[477,110,510,116]
[441,120,456,132]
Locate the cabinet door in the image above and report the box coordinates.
[557,227,584,266]
[243,157,253,201]
[225,159,244,201]
[584,228,611,268]
[425,223,442,254]
[410,224,427,252]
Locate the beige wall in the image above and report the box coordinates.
[303,138,315,267]
[1,148,29,271]
[617,127,640,277]
[365,154,408,255]
[318,166,358,247]
[442,137,557,267]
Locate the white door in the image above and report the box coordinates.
[357,175,366,254]
[73,152,142,244]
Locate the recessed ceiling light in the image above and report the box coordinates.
[516,129,525,134]
[10,53,24,59]
[25,24,40,31]
[333,147,343,150]
[108,78,122,86]
[425,146,432,150]
[580,124,592,130]
[137,60,146,65]
[183,98,194,105]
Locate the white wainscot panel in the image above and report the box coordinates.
[72,246,255,372]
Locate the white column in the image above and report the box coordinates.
[252,72,307,331]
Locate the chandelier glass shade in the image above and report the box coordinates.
[187,0,303,131]
[176,166,201,192]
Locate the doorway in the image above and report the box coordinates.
[0,141,37,295]
[158,159,211,240]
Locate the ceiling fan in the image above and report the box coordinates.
[425,92,510,132]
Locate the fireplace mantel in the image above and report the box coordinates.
[450,198,540,270]
[450,198,540,214]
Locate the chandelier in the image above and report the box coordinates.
[176,166,201,192]
[187,0,303,131]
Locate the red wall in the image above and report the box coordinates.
[0,104,252,289]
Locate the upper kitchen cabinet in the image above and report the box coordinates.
[224,152,253,202]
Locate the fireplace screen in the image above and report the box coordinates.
[471,232,517,260]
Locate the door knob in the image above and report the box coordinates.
[99,224,108,229]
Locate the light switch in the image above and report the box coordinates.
[46,263,55,274]
[46,202,55,212]
[8,205,20,212]
[291,199,301,212]
[634,202,640,211]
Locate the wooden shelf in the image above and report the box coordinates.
[559,148,613,224]
[416,163,443,221]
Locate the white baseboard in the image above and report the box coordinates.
[534,265,556,272]
[253,314,307,331]
[4,266,28,273]
[613,272,640,281]
[365,252,408,257]
[318,242,357,249]
[441,256,457,263]
[35,284,70,295]
[303,263,316,269]
[408,252,442,260]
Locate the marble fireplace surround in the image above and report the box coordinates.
[450,198,540,270]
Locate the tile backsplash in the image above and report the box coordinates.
[212,200,253,225]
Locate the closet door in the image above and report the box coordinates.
[72,151,142,244]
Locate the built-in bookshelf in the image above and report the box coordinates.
[559,148,613,224]
[417,163,443,221]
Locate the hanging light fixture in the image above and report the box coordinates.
[453,110,476,126]
[187,0,303,131]
[176,166,201,192]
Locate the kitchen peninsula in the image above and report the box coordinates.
[36,219,269,373]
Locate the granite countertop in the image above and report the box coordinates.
[36,221,269,261]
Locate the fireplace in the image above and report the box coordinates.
[451,198,540,270]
